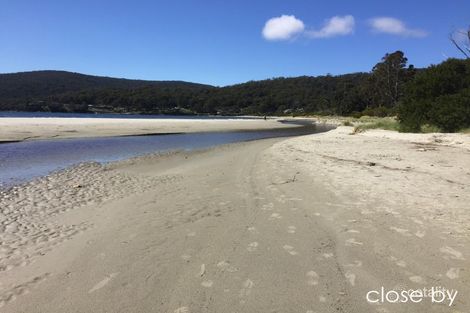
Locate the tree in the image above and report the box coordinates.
[398,58,470,132]
[369,51,411,108]
[450,27,470,59]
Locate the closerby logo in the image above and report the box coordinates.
[366,287,458,306]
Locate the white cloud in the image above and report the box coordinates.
[307,15,355,38]
[369,17,428,37]
[262,15,305,41]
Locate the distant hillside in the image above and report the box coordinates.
[0,70,211,100]
[1,53,468,132]
[0,70,371,115]
[216,74,370,115]
[36,73,370,115]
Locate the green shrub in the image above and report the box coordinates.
[420,124,442,133]
[350,111,362,119]
[428,90,470,132]
[398,100,428,132]
[360,106,396,117]
[398,58,470,132]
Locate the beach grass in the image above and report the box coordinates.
[352,117,399,133]
[420,124,442,133]
[313,115,470,134]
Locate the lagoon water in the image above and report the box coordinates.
[0,114,332,187]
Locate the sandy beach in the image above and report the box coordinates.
[0,117,300,142]
[0,126,469,312]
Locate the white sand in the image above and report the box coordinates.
[0,117,300,142]
[0,127,469,312]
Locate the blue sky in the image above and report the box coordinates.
[1,0,469,86]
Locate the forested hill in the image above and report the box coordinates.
[215,73,370,115]
[1,53,469,132]
[0,70,370,115]
[0,70,211,100]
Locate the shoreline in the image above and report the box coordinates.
[0,117,307,142]
[0,121,332,188]
[0,127,469,312]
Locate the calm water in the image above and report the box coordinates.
[0,121,332,187]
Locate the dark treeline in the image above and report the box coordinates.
[399,58,470,132]
[0,71,372,116]
[1,52,469,132]
[0,70,211,99]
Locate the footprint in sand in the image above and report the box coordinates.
[216,261,238,273]
[239,279,254,298]
[409,276,425,284]
[446,268,460,279]
[415,230,426,238]
[390,227,410,236]
[345,238,363,246]
[396,260,407,268]
[384,208,400,216]
[269,213,282,220]
[261,203,274,211]
[322,253,334,259]
[345,260,362,267]
[247,242,259,252]
[198,264,206,277]
[287,226,297,234]
[440,246,465,260]
[266,185,278,192]
[283,245,299,255]
[247,226,258,234]
[88,273,119,293]
[306,271,319,286]
[201,280,213,288]
[345,271,356,286]
[181,254,191,261]
[0,273,49,308]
